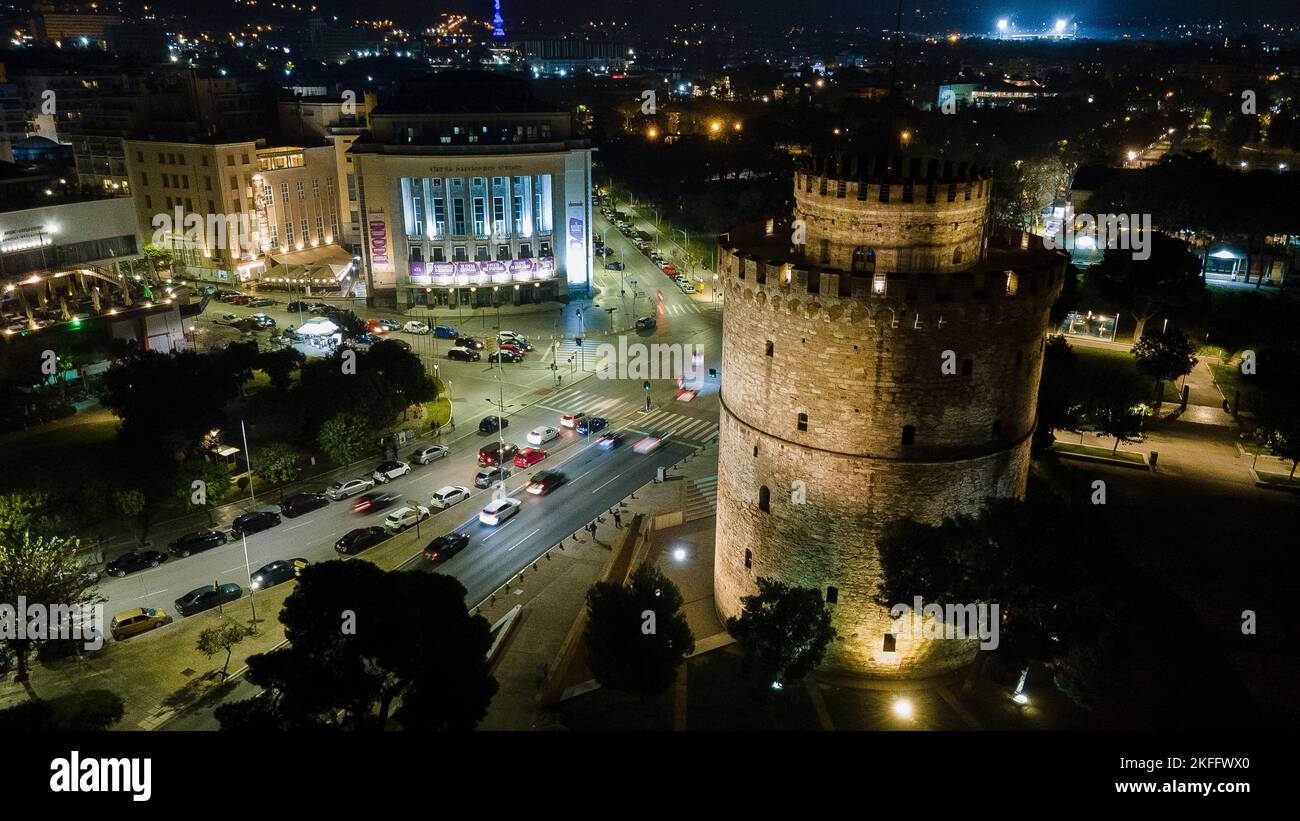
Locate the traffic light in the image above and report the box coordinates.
[574,337,583,346]
[643,381,651,393]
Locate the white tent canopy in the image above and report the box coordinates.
[296,318,339,336]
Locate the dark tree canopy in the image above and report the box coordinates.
[1086,232,1205,340]
[582,563,695,698]
[726,578,835,687]
[216,561,497,731]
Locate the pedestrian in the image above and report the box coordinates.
[450,416,456,432]
[613,510,622,529]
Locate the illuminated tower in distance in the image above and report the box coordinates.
[492,0,506,38]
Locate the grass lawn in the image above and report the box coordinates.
[1052,441,1147,464]
[1210,363,1258,414]
[1255,470,1300,490]
[0,406,120,493]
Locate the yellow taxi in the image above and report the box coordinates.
[110,607,170,641]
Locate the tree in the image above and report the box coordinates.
[218,341,260,396]
[322,307,366,340]
[1131,327,1198,398]
[1077,358,1150,452]
[0,532,99,683]
[317,413,373,467]
[1086,232,1205,340]
[726,577,836,688]
[1034,335,1082,449]
[0,491,63,546]
[112,489,147,545]
[175,459,232,525]
[197,619,253,679]
[1252,348,1300,478]
[216,561,497,731]
[582,563,694,698]
[253,442,300,496]
[258,346,305,391]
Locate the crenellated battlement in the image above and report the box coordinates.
[718,223,1066,317]
[796,154,994,207]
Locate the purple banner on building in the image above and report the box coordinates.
[409,257,555,283]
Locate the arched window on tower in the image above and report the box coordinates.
[902,425,916,446]
[851,246,876,274]
[758,486,770,512]
[952,247,963,265]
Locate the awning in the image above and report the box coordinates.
[270,244,354,267]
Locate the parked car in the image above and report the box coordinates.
[527,470,566,496]
[560,412,587,429]
[352,491,401,513]
[606,261,625,271]
[403,321,430,334]
[455,336,485,350]
[513,447,547,468]
[281,491,329,518]
[429,485,471,509]
[371,460,412,483]
[432,324,460,339]
[479,415,509,434]
[375,318,400,330]
[309,303,333,314]
[478,497,522,526]
[489,350,522,364]
[680,283,697,294]
[250,313,276,328]
[596,432,625,450]
[364,319,390,334]
[497,330,527,343]
[527,426,559,445]
[499,340,533,353]
[474,467,512,488]
[380,338,411,351]
[167,529,227,558]
[575,417,608,436]
[229,295,252,305]
[231,510,282,536]
[105,550,167,577]
[286,301,311,313]
[478,441,518,466]
[174,583,243,617]
[327,477,375,500]
[447,346,480,362]
[249,559,308,590]
[423,532,469,562]
[335,526,389,555]
[249,297,276,308]
[110,608,170,641]
[635,316,657,330]
[410,444,448,465]
[384,505,430,533]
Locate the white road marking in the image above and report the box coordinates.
[284,520,314,531]
[482,518,518,540]
[591,469,629,494]
[506,528,540,552]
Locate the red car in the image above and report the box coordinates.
[229,295,251,305]
[364,320,389,334]
[499,340,532,354]
[513,447,547,468]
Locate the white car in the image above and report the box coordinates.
[384,505,430,533]
[403,321,430,334]
[680,284,697,294]
[410,444,448,465]
[327,477,375,500]
[371,460,412,483]
[478,497,521,526]
[429,485,471,509]
[497,330,525,342]
[527,426,559,445]
[560,412,586,429]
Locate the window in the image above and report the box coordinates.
[452,198,466,236]
[178,154,185,166]
[765,341,774,357]
[326,178,335,199]
[758,486,770,513]
[883,634,897,653]
[952,248,963,265]
[902,425,915,446]
[744,549,752,569]
[852,246,875,274]
[497,244,511,260]
[281,182,289,203]
[200,155,208,167]
[330,214,338,238]
[1005,272,1019,295]
[285,222,294,245]
[296,181,305,201]
[140,172,148,186]
[226,155,235,167]
[753,445,759,457]
[539,241,552,257]
[826,586,838,604]
[797,413,808,432]
[162,175,169,189]
[136,150,143,163]
[300,219,309,241]
[453,246,467,262]
[316,216,325,242]
[431,247,445,262]
[204,176,212,191]
[312,178,320,196]
[472,196,487,237]
[409,245,424,262]
[475,245,490,261]
[241,153,249,165]
[268,224,278,246]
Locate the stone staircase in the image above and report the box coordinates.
[683,475,718,523]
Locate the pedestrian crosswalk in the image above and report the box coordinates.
[661,302,706,316]
[537,389,719,445]
[626,408,719,445]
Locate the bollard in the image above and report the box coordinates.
[1149,451,1158,467]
